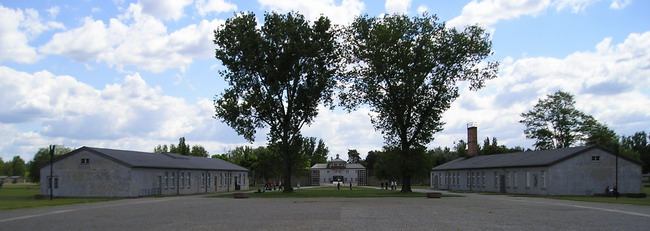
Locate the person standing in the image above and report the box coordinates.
[337,182,340,190]
[381,182,384,189]
[349,181,352,190]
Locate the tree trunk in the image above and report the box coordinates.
[400,142,413,193]
[401,175,412,193]
[282,140,294,193]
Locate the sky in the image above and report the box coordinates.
[1,0,649,163]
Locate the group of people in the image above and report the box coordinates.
[336,181,353,190]
[605,185,619,197]
[264,180,283,191]
[380,180,398,190]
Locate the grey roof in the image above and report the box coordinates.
[432,145,623,171]
[47,146,248,171]
[310,163,366,169]
[311,163,328,169]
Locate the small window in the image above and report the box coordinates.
[592,156,600,161]
[180,172,185,188]
[541,170,546,189]
[80,158,90,164]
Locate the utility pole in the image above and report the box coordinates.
[615,143,619,199]
[49,145,55,200]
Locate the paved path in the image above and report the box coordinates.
[1,189,649,231]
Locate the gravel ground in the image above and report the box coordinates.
[1,191,649,231]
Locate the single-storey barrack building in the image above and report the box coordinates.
[40,146,249,197]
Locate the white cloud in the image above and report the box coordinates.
[196,0,237,16]
[40,4,224,73]
[610,0,632,9]
[0,66,251,161]
[0,5,63,63]
[448,0,605,29]
[432,31,650,148]
[138,0,192,21]
[385,0,411,14]
[258,0,365,26]
[46,6,60,19]
[416,5,428,14]
[303,106,384,158]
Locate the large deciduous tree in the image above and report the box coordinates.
[341,14,498,192]
[213,12,341,192]
[27,146,72,183]
[520,91,602,150]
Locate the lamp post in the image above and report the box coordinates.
[49,145,55,200]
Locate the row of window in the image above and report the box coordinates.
[322,177,358,182]
[163,172,246,190]
[326,170,357,174]
[435,170,547,190]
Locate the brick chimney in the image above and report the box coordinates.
[467,122,478,157]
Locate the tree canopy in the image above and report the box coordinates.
[27,145,72,182]
[341,14,498,192]
[520,91,610,150]
[154,137,209,157]
[213,12,342,192]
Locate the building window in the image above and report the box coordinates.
[467,173,470,187]
[592,156,601,162]
[171,172,175,189]
[188,173,191,187]
[220,173,224,186]
[513,171,518,188]
[180,172,185,189]
[346,170,349,173]
[481,172,485,188]
[506,171,510,188]
[80,158,90,164]
[165,172,169,189]
[541,170,546,189]
[494,172,498,188]
[471,172,475,187]
[526,171,530,189]
[327,170,330,173]
[533,174,538,187]
[54,177,59,188]
[207,173,211,188]
[201,173,205,188]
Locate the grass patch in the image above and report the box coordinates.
[0,183,111,210]
[550,184,650,206]
[215,186,461,198]
[451,185,650,206]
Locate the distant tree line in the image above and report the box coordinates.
[153,137,209,157]
[212,136,329,185]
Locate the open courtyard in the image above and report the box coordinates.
[1,188,649,231]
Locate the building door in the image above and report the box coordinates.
[47,176,59,197]
[499,175,506,193]
[158,176,162,195]
[433,175,439,189]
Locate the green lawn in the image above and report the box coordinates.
[0,183,111,210]
[550,184,650,206]
[216,186,461,198]
[451,184,650,206]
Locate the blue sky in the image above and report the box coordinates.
[1,0,649,162]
